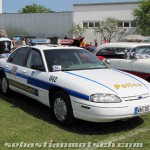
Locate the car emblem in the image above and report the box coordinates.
[138,96,143,100]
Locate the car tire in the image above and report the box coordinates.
[51,90,74,127]
[0,75,10,96]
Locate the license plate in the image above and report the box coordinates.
[134,105,150,114]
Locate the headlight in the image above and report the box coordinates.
[90,94,122,103]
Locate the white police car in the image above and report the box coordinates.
[0,45,150,126]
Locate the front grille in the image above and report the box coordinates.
[121,93,150,101]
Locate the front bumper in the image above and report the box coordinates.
[71,96,150,122]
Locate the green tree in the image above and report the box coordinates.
[94,17,125,42]
[133,0,150,36]
[19,3,53,13]
[69,23,86,38]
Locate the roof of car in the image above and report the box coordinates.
[0,37,12,42]
[13,35,36,38]
[32,44,83,51]
[97,42,150,49]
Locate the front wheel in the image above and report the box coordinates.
[51,90,74,127]
[0,75,10,96]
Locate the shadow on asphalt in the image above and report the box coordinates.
[0,92,144,135]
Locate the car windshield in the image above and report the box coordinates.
[44,49,107,71]
[135,46,150,54]
[135,46,150,59]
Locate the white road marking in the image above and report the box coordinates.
[102,127,150,143]
[77,127,150,150]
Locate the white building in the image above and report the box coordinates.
[0,0,2,13]
[0,1,140,41]
[73,1,140,45]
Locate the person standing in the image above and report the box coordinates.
[22,38,26,46]
[103,39,109,44]
[79,36,86,48]
[26,38,31,45]
[94,39,98,47]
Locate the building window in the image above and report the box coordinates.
[83,21,136,28]
[95,22,100,27]
[117,21,136,28]
[83,22,88,28]
[89,22,94,28]
[124,22,130,27]
[131,21,136,27]
[117,21,123,27]
[82,20,136,29]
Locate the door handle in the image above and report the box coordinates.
[22,70,27,73]
[5,65,9,68]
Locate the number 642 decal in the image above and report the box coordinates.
[49,75,58,82]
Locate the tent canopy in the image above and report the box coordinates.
[121,34,147,42]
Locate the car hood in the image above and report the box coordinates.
[0,53,11,59]
[63,69,150,97]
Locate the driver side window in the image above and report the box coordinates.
[97,48,116,55]
[26,49,45,71]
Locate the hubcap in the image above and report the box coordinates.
[54,98,67,121]
[1,77,8,93]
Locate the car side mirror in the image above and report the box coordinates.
[31,65,45,71]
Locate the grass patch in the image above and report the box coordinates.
[0,92,150,150]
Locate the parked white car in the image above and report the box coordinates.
[94,42,134,59]
[0,45,150,126]
[104,42,150,82]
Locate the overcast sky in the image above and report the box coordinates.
[2,0,138,13]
